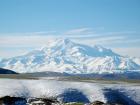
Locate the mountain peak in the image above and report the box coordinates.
[40,38,118,57]
[0,38,140,73]
[41,38,74,50]
[59,38,72,44]
[55,38,76,47]
[94,45,105,52]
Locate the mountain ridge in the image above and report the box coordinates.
[0,38,140,74]
[0,68,18,74]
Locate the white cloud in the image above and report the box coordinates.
[112,47,140,57]
[72,36,125,46]
[64,27,94,35]
[0,48,33,58]
[0,34,125,48]
[0,35,62,48]
[0,28,140,58]
[0,31,57,36]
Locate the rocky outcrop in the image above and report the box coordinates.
[0,96,126,105]
[0,96,26,105]
[27,97,59,105]
[90,101,104,105]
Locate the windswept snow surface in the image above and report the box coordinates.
[0,38,140,73]
[0,79,140,104]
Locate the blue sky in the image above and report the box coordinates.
[0,0,140,58]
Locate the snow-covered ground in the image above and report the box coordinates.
[0,79,140,104]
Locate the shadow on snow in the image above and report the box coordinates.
[103,89,139,105]
[58,88,90,103]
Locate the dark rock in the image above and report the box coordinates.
[104,103,123,105]
[27,97,59,105]
[0,96,26,105]
[90,101,104,105]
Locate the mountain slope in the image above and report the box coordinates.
[0,38,140,74]
[131,57,140,65]
[0,68,18,74]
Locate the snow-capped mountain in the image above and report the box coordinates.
[0,38,140,74]
[131,57,140,66]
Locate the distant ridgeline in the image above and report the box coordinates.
[0,68,18,74]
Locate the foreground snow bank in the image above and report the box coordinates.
[0,79,140,104]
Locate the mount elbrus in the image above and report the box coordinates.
[0,39,140,74]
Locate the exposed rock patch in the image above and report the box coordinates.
[0,96,26,105]
[0,96,134,105]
